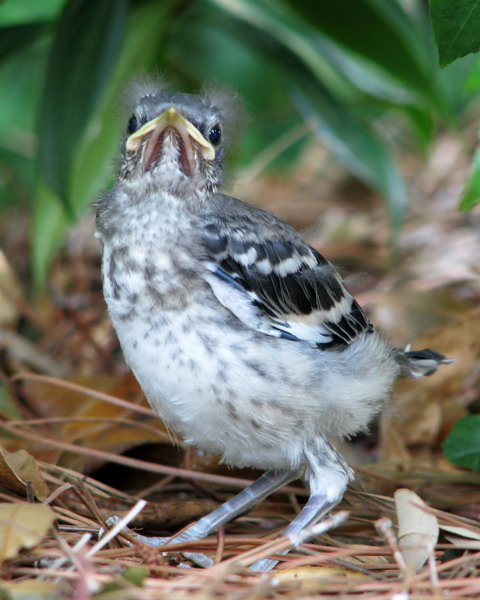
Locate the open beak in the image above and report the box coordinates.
[126,107,215,174]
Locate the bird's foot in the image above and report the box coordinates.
[100,516,214,568]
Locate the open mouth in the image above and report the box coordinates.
[126,107,215,175]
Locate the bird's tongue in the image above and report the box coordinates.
[143,125,196,176]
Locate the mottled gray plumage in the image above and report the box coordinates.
[95,78,449,569]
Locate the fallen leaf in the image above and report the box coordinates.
[441,524,480,549]
[0,502,55,563]
[127,497,219,529]
[441,524,480,540]
[442,535,480,549]
[0,448,49,501]
[380,307,480,460]
[275,565,366,588]
[19,373,169,472]
[0,579,57,600]
[0,250,23,328]
[395,488,438,573]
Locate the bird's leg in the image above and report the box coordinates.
[249,492,338,571]
[251,446,353,570]
[171,468,301,542]
[133,468,301,567]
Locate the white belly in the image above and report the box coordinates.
[106,286,398,472]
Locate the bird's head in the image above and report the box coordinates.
[118,79,242,194]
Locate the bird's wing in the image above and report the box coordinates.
[201,213,373,348]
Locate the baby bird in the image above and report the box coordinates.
[95,79,448,569]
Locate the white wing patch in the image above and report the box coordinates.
[202,225,372,348]
[204,270,270,332]
[204,265,334,346]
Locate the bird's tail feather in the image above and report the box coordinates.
[397,347,452,379]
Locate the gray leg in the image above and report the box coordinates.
[249,492,337,570]
[134,468,300,566]
[251,446,353,570]
[171,468,300,542]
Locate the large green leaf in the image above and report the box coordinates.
[293,83,406,234]
[206,0,406,231]
[211,0,440,104]
[70,0,179,216]
[312,35,419,106]
[0,36,49,142]
[444,415,480,471]
[0,0,66,25]
[32,0,179,291]
[0,35,50,210]
[291,0,439,103]
[166,11,303,163]
[37,0,127,213]
[207,0,356,100]
[209,0,452,118]
[0,23,49,61]
[430,0,480,68]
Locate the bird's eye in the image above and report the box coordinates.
[127,114,139,134]
[208,125,221,145]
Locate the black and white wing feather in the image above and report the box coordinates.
[201,197,373,349]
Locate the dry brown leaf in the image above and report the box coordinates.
[395,488,438,573]
[376,424,413,463]
[0,250,23,328]
[125,497,219,529]
[20,373,168,472]
[0,447,49,501]
[380,307,480,460]
[0,329,69,377]
[0,579,57,599]
[0,502,55,562]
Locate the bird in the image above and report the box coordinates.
[95,77,449,570]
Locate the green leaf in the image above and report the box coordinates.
[0,0,66,26]
[206,0,410,233]
[31,181,69,292]
[430,0,480,68]
[459,147,480,210]
[69,0,177,217]
[403,106,435,152]
[292,0,438,103]
[122,566,149,586]
[293,83,406,235]
[0,23,49,61]
[443,415,480,470]
[167,10,301,154]
[312,35,419,106]
[207,0,357,100]
[466,54,480,90]
[32,0,179,290]
[0,37,48,210]
[37,0,127,213]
